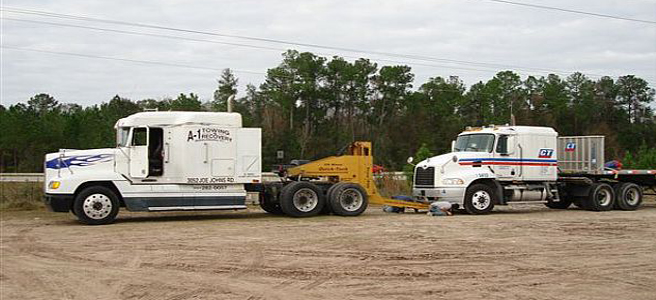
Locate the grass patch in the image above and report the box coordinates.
[0,182,45,211]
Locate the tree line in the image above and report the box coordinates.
[1,50,655,172]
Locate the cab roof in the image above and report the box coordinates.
[460,125,557,136]
[115,111,242,128]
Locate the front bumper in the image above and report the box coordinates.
[413,186,465,204]
[44,193,74,212]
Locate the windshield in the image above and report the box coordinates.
[454,134,495,152]
[117,127,131,147]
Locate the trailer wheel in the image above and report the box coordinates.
[259,193,284,215]
[545,198,572,209]
[582,183,614,211]
[279,182,325,217]
[464,184,495,215]
[329,183,368,216]
[73,186,120,225]
[614,183,642,211]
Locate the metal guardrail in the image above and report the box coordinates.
[0,173,45,182]
[0,172,408,183]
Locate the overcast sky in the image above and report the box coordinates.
[1,0,655,107]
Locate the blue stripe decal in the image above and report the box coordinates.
[459,158,557,163]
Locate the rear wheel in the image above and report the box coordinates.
[259,193,283,215]
[545,198,572,209]
[614,183,642,211]
[582,183,614,211]
[73,186,120,225]
[279,182,325,217]
[328,183,368,216]
[320,184,342,215]
[464,184,495,215]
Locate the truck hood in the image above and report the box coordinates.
[417,152,489,168]
[45,148,117,170]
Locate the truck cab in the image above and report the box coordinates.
[412,125,559,214]
[44,112,261,224]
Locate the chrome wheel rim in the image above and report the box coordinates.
[625,188,640,206]
[597,188,612,207]
[292,188,318,212]
[472,191,491,210]
[339,189,364,212]
[83,193,112,220]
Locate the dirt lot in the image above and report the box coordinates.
[2,198,656,300]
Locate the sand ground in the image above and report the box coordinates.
[2,197,655,300]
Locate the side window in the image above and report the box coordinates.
[496,135,508,154]
[132,128,148,146]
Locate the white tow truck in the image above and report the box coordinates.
[410,125,656,214]
[44,112,263,224]
[43,111,427,224]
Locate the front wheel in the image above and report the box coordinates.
[73,186,120,225]
[464,184,495,215]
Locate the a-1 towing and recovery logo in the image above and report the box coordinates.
[187,127,232,142]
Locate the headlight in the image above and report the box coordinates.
[48,181,61,189]
[442,178,464,185]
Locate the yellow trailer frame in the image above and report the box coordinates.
[286,141,429,210]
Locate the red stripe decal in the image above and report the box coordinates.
[459,162,558,166]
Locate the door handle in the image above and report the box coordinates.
[204,143,208,163]
[164,143,170,163]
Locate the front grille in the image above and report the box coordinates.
[414,167,435,187]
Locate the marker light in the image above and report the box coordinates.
[49,181,61,189]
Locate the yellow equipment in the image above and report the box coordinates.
[286,141,429,210]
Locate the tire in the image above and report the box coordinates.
[328,183,368,216]
[545,198,572,209]
[614,183,642,211]
[279,182,325,217]
[464,183,496,215]
[259,192,284,215]
[73,186,120,225]
[320,184,342,215]
[582,183,614,211]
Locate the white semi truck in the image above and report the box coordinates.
[410,125,656,214]
[44,112,264,224]
[43,111,426,224]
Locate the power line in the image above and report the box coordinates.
[474,0,656,25]
[3,46,653,97]
[1,45,266,75]
[0,6,597,76]
[0,17,543,76]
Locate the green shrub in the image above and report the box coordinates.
[623,144,656,169]
[403,143,435,184]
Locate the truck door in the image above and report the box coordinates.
[494,134,518,178]
[130,127,149,178]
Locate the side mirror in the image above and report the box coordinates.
[406,157,414,164]
[451,140,456,152]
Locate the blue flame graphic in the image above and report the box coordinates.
[46,154,113,170]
